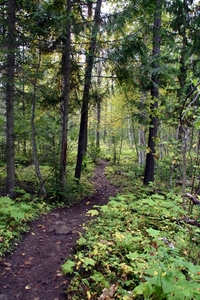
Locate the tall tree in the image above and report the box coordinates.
[143,0,162,185]
[5,0,16,198]
[60,0,71,192]
[75,0,102,180]
[31,48,47,197]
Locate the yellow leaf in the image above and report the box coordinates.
[87,291,91,299]
[153,271,158,276]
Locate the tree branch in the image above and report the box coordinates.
[186,193,200,205]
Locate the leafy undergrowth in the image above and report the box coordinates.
[62,191,200,299]
[0,192,53,257]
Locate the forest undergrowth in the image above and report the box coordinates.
[1,153,200,299]
[62,163,200,300]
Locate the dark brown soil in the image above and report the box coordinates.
[0,160,118,300]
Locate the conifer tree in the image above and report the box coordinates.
[5,0,16,198]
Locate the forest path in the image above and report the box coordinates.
[0,160,118,300]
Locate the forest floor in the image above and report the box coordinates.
[0,160,118,300]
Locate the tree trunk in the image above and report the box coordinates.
[5,0,16,198]
[75,0,102,180]
[143,0,162,185]
[96,96,101,150]
[60,0,71,191]
[96,61,102,151]
[31,50,46,197]
[138,125,145,165]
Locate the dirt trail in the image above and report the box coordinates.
[0,160,118,300]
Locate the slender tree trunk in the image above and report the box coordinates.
[75,0,102,180]
[5,0,16,198]
[96,96,101,150]
[181,128,190,208]
[138,125,145,165]
[143,0,162,185]
[31,50,46,197]
[96,62,102,150]
[138,92,146,165]
[128,117,133,148]
[22,45,27,156]
[60,0,71,191]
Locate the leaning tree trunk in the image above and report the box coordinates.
[75,0,102,180]
[5,0,16,198]
[60,0,71,192]
[143,0,162,185]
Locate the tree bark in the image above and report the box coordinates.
[143,0,162,185]
[60,0,71,191]
[31,50,46,197]
[75,0,102,180]
[96,61,102,150]
[5,0,16,198]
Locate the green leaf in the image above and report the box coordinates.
[61,260,76,274]
[90,271,107,284]
[1,197,14,205]
[140,198,155,206]
[83,257,96,267]
[151,194,165,200]
[87,209,99,217]
[146,227,160,237]
[133,282,153,298]
[10,210,25,221]
[126,251,140,260]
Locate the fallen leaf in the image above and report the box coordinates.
[31,232,35,236]
[21,253,26,256]
[3,262,12,267]
[3,285,9,289]
[54,286,59,290]
[24,261,31,265]
[98,284,118,300]
[56,270,63,277]
[38,224,45,228]
[25,285,31,290]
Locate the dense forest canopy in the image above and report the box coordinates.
[0,0,200,198]
[1,1,200,299]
